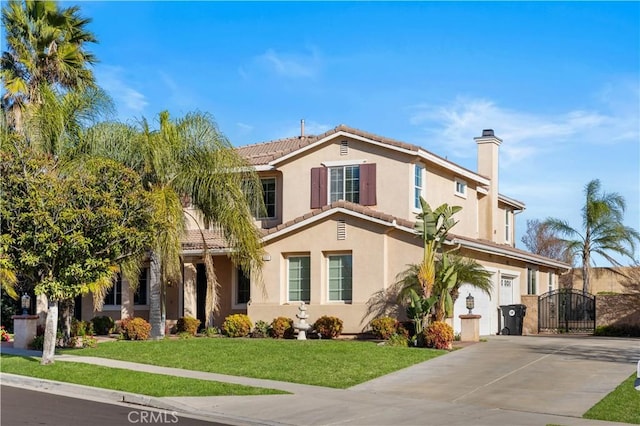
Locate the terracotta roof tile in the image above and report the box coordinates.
[182,229,229,251]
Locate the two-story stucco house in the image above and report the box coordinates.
[81,124,570,336]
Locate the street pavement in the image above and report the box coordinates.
[1,335,638,426]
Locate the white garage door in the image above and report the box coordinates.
[453,283,493,336]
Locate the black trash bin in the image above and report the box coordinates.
[499,304,527,335]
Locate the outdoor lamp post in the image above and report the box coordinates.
[466,293,475,314]
[21,293,31,315]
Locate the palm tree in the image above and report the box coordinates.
[545,179,640,294]
[80,111,265,338]
[1,0,97,128]
[394,254,493,322]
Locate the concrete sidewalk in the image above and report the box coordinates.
[2,335,637,425]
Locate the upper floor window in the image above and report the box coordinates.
[527,267,537,295]
[454,178,467,198]
[288,256,310,302]
[548,272,554,292]
[505,210,511,242]
[311,164,376,208]
[257,178,276,219]
[414,165,424,209]
[330,165,360,203]
[328,254,352,302]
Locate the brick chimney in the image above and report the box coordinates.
[475,129,502,242]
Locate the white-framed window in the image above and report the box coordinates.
[330,165,360,203]
[103,270,148,307]
[454,178,467,198]
[327,254,352,302]
[288,256,310,302]
[257,178,276,219]
[548,272,554,292]
[505,210,511,242]
[235,268,250,306]
[527,267,538,295]
[414,164,424,209]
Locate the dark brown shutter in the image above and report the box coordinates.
[360,163,377,206]
[310,167,327,208]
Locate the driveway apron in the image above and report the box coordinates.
[350,335,639,418]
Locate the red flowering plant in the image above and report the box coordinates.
[0,326,11,342]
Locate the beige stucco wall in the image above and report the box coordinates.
[250,212,423,333]
[569,267,639,294]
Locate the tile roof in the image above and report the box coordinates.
[182,229,229,251]
[236,124,426,166]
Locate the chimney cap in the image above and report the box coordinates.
[482,129,494,137]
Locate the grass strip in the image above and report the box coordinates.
[67,338,445,388]
[583,373,640,424]
[0,354,286,397]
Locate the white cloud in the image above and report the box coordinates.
[236,122,254,134]
[409,82,639,167]
[255,47,322,78]
[95,65,148,117]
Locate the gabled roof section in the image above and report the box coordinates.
[260,201,569,271]
[181,229,230,252]
[236,124,489,185]
[498,194,526,210]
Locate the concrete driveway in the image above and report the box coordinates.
[351,335,640,418]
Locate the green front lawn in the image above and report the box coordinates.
[67,338,444,388]
[0,354,286,397]
[583,373,640,424]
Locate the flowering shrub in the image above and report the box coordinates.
[222,314,252,337]
[120,317,151,340]
[270,317,294,339]
[424,321,454,350]
[313,316,344,339]
[369,316,398,340]
[0,326,10,342]
[176,316,201,336]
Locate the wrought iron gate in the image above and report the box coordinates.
[539,289,595,333]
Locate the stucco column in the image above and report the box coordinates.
[183,263,197,318]
[459,314,481,342]
[12,315,39,349]
[121,279,133,320]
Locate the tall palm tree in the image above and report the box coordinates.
[1,0,97,128]
[80,111,265,338]
[545,179,640,294]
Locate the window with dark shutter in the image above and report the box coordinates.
[310,167,327,208]
[360,163,377,206]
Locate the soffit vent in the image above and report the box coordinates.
[340,140,348,156]
[337,219,346,240]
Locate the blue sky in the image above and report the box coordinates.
[77,1,638,264]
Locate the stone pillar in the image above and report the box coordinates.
[459,314,481,342]
[183,263,197,318]
[12,315,39,349]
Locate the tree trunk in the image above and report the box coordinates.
[149,251,164,339]
[204,254,219,329]
[582,255,590,294]
[41,300,58,365]
[60,299,73,347]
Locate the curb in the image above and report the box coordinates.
[0,373,275,426]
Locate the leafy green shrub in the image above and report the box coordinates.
[178,331,193,339]
[81,335,98,348]
[270,317,294,339]
[386,332,409,347]
[176,316,201,336]
[594,324,640,337]
[251,320,270,338]
[120,317,151,341]
[204,327,219,338]
[222,314,252,338]
[29,335,44,350]
[91,316,115,335]
[71,319,94,337]
[424,321,454,349]
[313,315,344,339]
[369,316,398,340]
